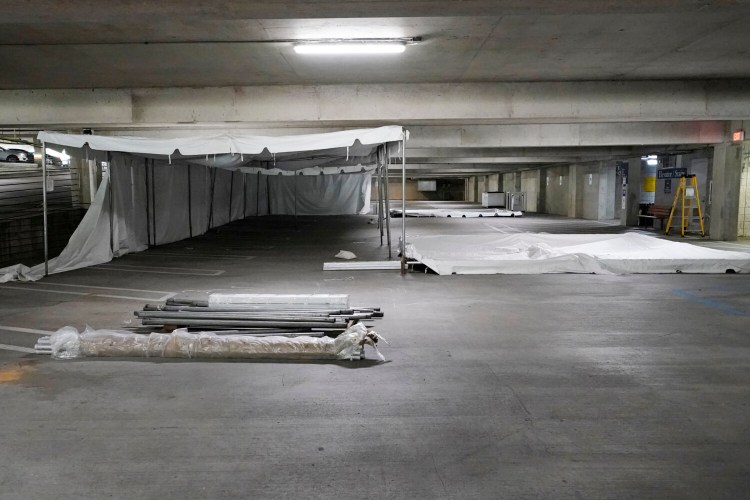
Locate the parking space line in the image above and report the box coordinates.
[0,285,176,302]
[95,293,176,301]
[44,283,174,294]
[132,251,256,260]
[92,264,225,276]
[0,326,54,335]
[0,344,36,354]
[0,286,87,296]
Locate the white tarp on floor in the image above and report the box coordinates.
[392,208,522,218]
[405,233,750,275]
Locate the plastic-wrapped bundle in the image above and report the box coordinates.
[48,323,385,361]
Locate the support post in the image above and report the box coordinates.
[384,147,392,259]
[144,159,150,246]
[229,170,235,223]
[151,160,157,245]
[623,156,643,226]
[710,142,743,240]
[107,152,114,255]
[187,164,193,238]
[401,138,407,275]
[377,146,384,246]
[41,140,49,276]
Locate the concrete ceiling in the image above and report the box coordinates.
[1,1,748,177]
[1,1,750,89]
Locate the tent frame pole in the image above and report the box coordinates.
[144,158,150,247]
[229,170,235,223]
[151,160,157,245]
[243,173,247,218]
[377,147,384,246]
[187,164,193,238]
[384,146,392,259]
[41,140,49,276]
[401,137,407,275]
[107,152,114,255]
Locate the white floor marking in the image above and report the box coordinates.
[43,283,174,294]
[91,265,225,276]
[0,325,54,335]
[0,285,175,302]
[0,344,36,353]
[0,286,87,296]
[95,293,176,301]
[132,251,255,260]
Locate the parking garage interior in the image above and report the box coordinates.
[1,2,750,499]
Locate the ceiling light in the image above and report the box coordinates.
[294,41,408,55]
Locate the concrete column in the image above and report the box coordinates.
[598,161,616,220]
[487,174,500,192]
[739,142,750,238]
[467,177,477,202]
[568,165,578,218]
[623,156,643,226]
[710,143,742,240]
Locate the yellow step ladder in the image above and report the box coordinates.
[665,175,705,237]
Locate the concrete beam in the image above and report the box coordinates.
[407,122,727,148]
[1,81,749,129]
[406,157,574,164]
[404,146,710,158]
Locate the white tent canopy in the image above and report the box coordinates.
[38,126,406,172]
[1,126,407,282]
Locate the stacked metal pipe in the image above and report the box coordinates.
[134,293,383,336]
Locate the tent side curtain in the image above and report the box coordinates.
[112,155,373,250]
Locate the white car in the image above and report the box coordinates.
[0,146,32,162]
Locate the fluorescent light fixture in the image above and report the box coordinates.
[641,154,658,166]
[294,41,407,55]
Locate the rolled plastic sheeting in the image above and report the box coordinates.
[48,323,383,361]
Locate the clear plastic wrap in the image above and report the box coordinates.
[46,323,386,361]
[49,326,82,360]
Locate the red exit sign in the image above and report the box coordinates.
[732,130,745,142]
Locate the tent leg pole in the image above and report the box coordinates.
[41,140,49,276]
[377,149,384,246]
[151,160,157,245]
[108,152,114,256]
[256,172,261,216]
[144,159,150,247]
[294,172,298,230]
[243,173,247,218]
[401,138,407,275]
[187,164,193,238]
[229,170,235,223]
[385,147,392,259]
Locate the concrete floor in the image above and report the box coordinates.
[1,212,749,499]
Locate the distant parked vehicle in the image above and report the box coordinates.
[46,154,63,167]
[0,146,32,162]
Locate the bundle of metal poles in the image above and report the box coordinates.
[134,294,383,336]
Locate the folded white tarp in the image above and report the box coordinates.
[405,233,750,275]
[392,208,522,218]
